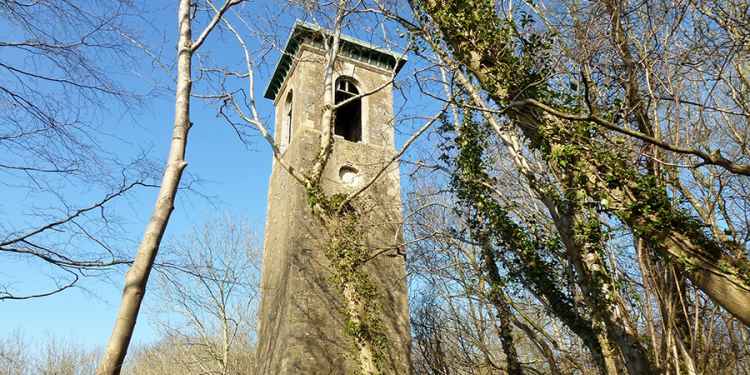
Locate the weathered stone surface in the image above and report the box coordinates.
[256,28,410,374]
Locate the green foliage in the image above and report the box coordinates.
[445,113,598,340]
[305,187,388,374]
[421,0,750,291]
[418,0,552,102]
[535,114,750,285]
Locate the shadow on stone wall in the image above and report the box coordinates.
[256,129,410,374]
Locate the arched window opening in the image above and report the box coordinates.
[334,77,362,143]
[283,91,293,149]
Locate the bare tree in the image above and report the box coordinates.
[0,331,29,375]
[0,331,99,375]
[96,1,244,373]
[0,0,159,301]
[142,216,260,375]
[369,0,750,373]
[123,334,255,375]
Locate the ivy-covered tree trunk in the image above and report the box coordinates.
[476,230,524,375]
[450,116,615,374]
[416,0,750,329]
[424,3,656,371]
[551,169,655,374]
[323,209,384,375]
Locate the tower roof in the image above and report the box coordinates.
[263,20,408,101]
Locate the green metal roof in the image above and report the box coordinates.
[263,20,408,101]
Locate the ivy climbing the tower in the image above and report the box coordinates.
[305,187,389,375]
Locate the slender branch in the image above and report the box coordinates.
[210,3,310,187]
[508,98,750,176]
[309,3,347,185]
[0,269,79,301]
[0,181,147,248]
[0,245,130,269]
[332,41,410,110]
[191,0,242,52]
[338,106,446,211]
[0,162,78,173]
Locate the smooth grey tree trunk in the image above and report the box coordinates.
[96,1,194,373]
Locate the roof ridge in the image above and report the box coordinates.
[263,20,407,101]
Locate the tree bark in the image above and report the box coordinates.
[96,1,194,373]
[439,51,614,375]
[549,201,656,374]
[476,232,524,375]
[418,0,750,327]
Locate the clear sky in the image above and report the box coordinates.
[1,0,286,350]
[0,0,433,351]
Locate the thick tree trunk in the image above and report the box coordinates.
[442,54,614,375]
[96,1,193,373]
[659,229,750,326]
[476,233,524,375]
[423,0,750,328]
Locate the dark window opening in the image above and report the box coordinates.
[334,77,361,143]
[284,91,293,146]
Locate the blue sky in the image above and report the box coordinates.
[0,0,435,351]
[1,0,284,349]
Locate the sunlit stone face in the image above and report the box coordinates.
[339,165,360,186]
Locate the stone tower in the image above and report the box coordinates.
[256,22,410,374]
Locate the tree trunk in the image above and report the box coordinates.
[476,232,524,375]
[442,54,614,375]
[96,1,193,373]
[421,0,750,327]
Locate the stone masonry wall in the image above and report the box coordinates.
[256,44,410,374]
